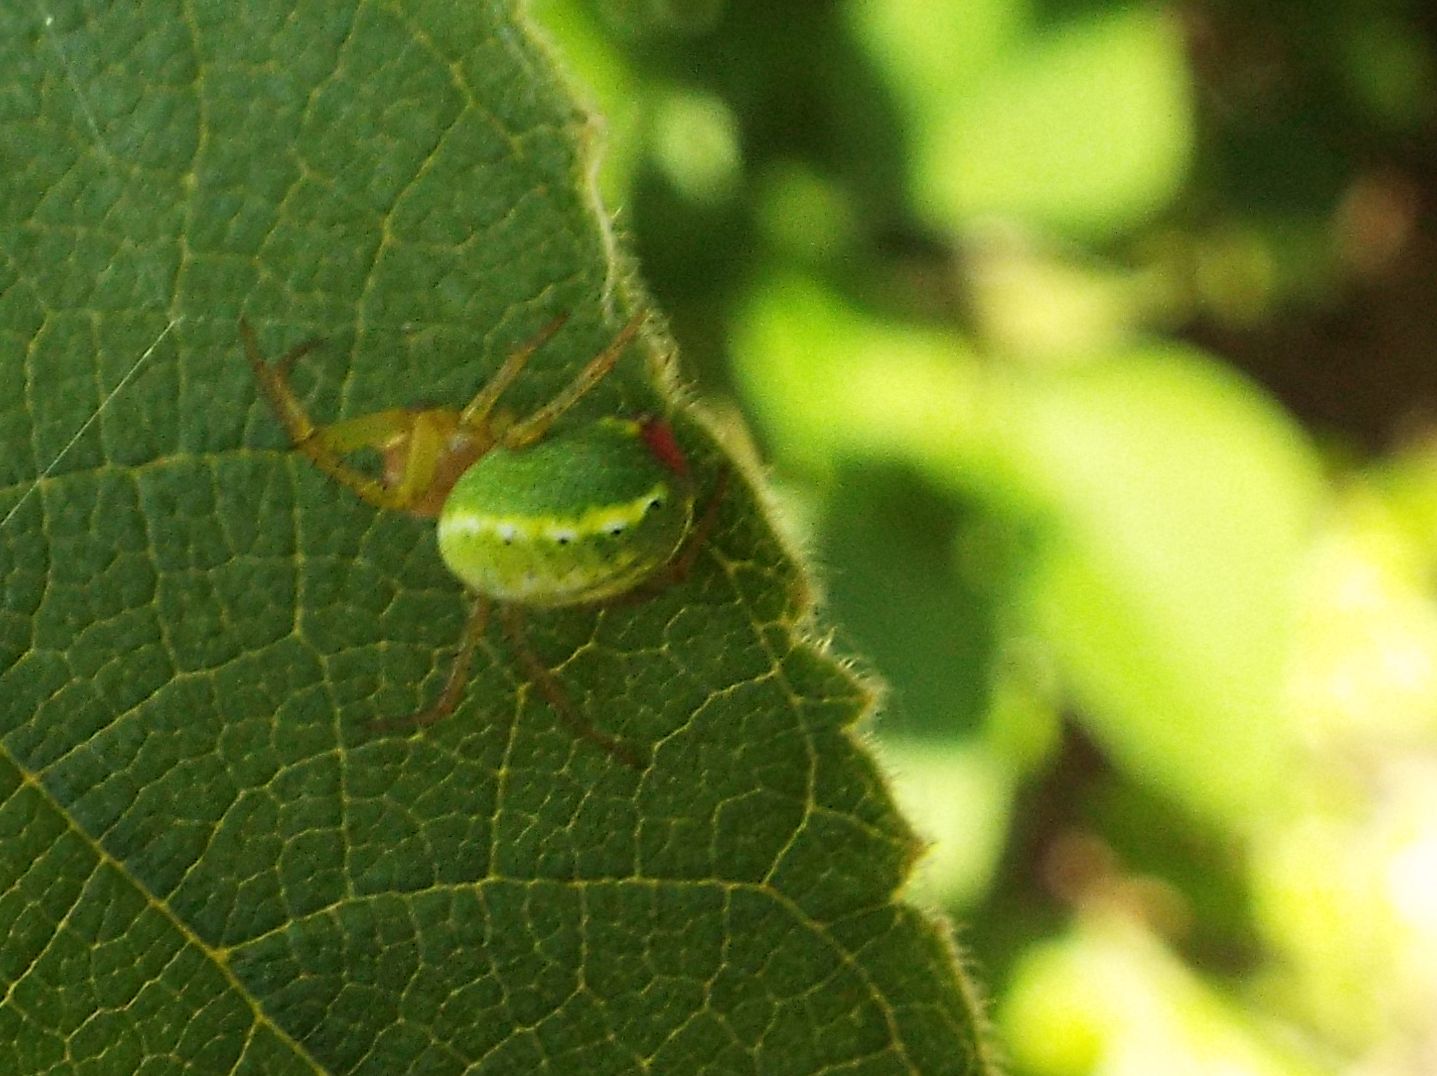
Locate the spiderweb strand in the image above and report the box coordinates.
[0,317,179,531]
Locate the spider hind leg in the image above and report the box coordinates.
[500,604,646,770]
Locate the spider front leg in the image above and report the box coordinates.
[239,319,442,514]
[476,311,646,449]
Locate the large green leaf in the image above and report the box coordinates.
[0,2,991,1072]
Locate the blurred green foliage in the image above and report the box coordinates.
[533,0,1437,1071]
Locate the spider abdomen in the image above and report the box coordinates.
[436,418,693,606]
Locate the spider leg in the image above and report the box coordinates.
[309,409,416,454]
[500,604,645,770]
[240,318,325,446]
[501,310,647,450]
[239,319,433,512]
[458,313,569,430]
[419,595,491,726]
[663,466,729,585]
[373,595,491,732]
[274,336,323,380]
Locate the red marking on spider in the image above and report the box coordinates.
[639,417,688,477]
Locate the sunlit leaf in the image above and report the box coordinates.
[0,4,991,1071]
[857,3,1195,238]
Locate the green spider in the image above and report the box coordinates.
[239,311,716,766]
